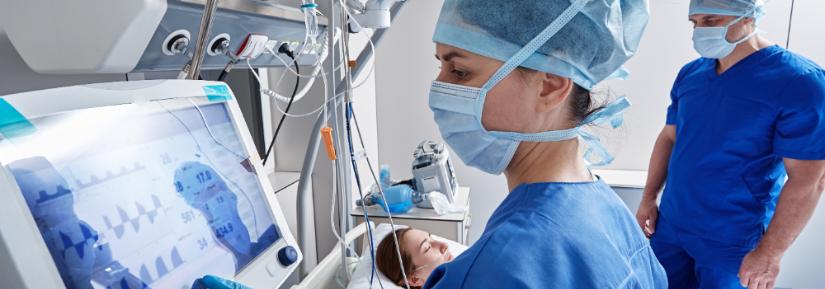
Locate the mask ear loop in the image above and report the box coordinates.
[581,130,614,167]
[578,97,631,167]
[472,0,592,129]
[725,8,762,45]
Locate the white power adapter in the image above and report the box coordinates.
[235,34,270,60]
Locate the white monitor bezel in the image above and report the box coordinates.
[0,80,302,289]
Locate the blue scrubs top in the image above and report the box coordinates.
[662,45,825,246]
[423,180,667,289]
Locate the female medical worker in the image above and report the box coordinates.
[420,0,667,289]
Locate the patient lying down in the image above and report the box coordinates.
[375,228,455,289]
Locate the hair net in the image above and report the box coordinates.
[689,0,766,18]
[432,0,650,90]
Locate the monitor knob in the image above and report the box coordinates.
[277,246,298,266]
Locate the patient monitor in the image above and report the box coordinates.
[0,80,301,289]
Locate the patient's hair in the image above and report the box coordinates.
[375,228,421,289]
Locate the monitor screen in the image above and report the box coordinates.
[2,101,281,289]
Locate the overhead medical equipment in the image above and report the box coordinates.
[346,0,406,29]
[0,80,301,289]
[0,0,326,74]
[411,140,458,208]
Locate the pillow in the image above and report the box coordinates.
[346,224,468,289]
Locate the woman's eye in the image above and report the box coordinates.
[452,69,468,79]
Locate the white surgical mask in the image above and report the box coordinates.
[692,15,757,59]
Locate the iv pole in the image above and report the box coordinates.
[294,0,407,279]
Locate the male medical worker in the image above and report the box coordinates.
[636,1,825,289]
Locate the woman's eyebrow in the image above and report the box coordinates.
[704,15,721,22]
[418,234,433,249]
[435,51,466,62]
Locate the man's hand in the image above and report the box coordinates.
[636,126,675,239]
[739,159,825,289]
[738,247,781,289]
[635,198,659,238]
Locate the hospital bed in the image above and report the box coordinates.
[292,221,467,289]
[291,222,374,289]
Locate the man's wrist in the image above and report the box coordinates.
[641,191,659,203]
[755,237,787,259]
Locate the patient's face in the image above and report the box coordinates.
[403,229,454,284]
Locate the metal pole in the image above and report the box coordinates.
[338,7,355,280]
[187,0,220,80]
[294,0,408,280]
[326,0,352,279]
[296,112,324,278]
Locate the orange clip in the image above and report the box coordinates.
[348,60,357,69]
[321,127,337,160]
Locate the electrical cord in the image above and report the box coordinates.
[252,59,329,118]
[345,102,383,288]
[333,8,400,283]
[334,8,391,283]
[217,58,239,82]
[260,38,331,118]
[262,46,300,167]
[786,0,795,49]
[349,104,409,289]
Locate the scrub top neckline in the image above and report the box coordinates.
[510,176,605,193]
[711,44,781,78]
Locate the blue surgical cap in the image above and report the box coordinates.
[689,0,766,18]
[432,0,650,90]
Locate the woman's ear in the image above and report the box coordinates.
[537,72,573,113]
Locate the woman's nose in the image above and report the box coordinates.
[435,70,449,82]
[435,240,448,253]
